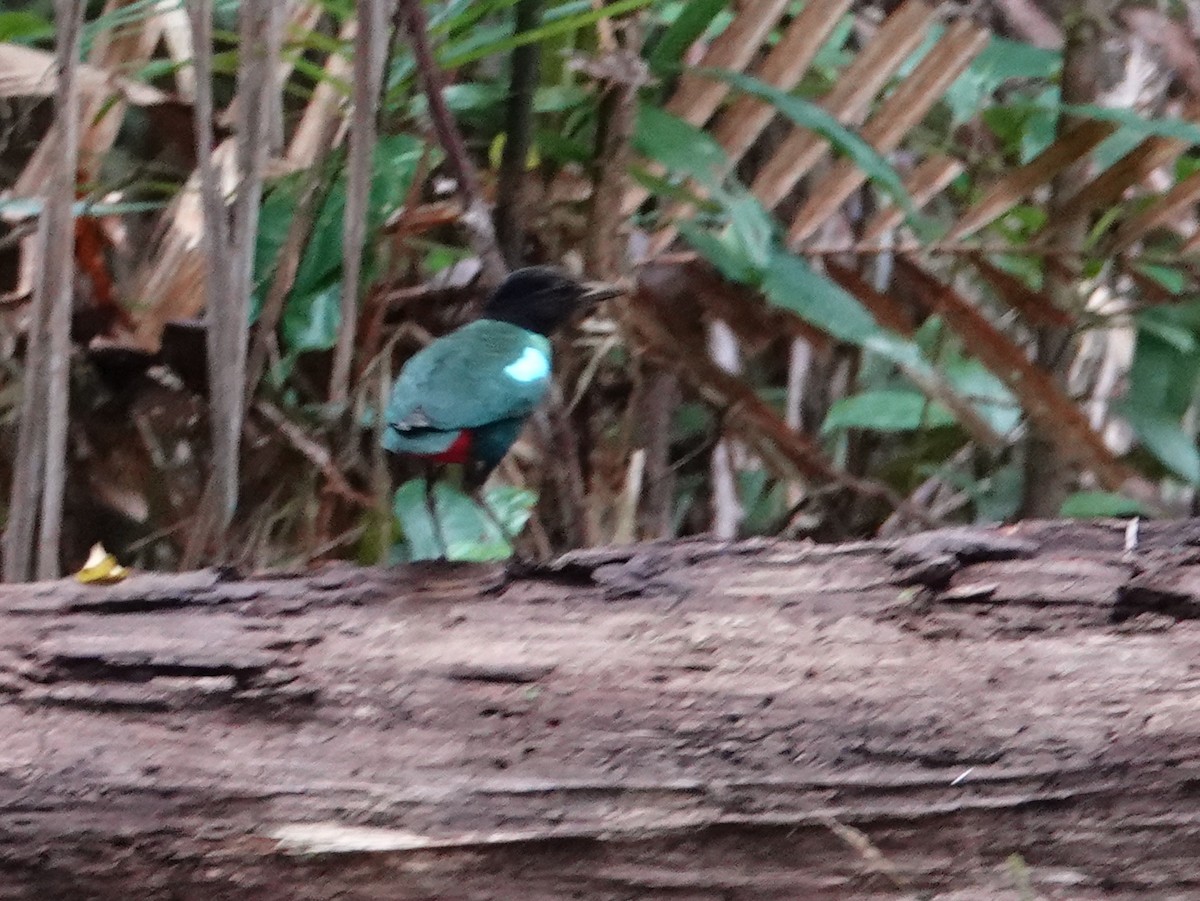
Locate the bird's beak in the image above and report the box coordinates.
[580,280,625,306]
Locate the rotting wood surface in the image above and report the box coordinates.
[2,521,1200,899]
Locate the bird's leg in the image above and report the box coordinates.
[423,463,449,560]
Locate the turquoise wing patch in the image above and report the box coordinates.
[503,346,550,383]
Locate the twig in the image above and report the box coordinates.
[330,0,391,406]
[3,0,85,582]
[494,0,542,267]
[579,35,648,278]
[189,0,280,542]
[34,0,86,580]
[255,401,374,509]
[394,0,506,286]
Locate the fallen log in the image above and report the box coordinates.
[2,520,1200,899]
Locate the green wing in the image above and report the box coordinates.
[384,320,551,454]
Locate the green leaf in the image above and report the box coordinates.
[634,106,729,188]
[1136,263,1186,295]
[0,11,53,43]
[483,485,538,538]
[1120,402,1200,484]
[392,480,535,562]
[720,185,775,273]
[1060,491,1145,519]
[253,175,304,296]
[972,462,1024,523]
[762,252,883,347]
[705,69,926,234]
[678,221,762,285]
[822,390,956,433]
[1063,102,1200,144]
[648,0,727,74]
[441,0,656,67]
[943,357,1021,436]
[944,36,1060,125]
[393,479,444,562]
[1129,325,1200,419]
[282,281,341,353]
[285,134,427,336]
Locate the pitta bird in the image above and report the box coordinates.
[383,266,620,552]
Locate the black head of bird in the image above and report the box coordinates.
[481,266,622,336]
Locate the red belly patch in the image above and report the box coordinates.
[426,429,473,464]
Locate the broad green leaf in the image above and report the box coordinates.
[253,175,304,296]
[410,83,506,118]
[738,468,785,535]
[1129,323,1200,418]
[291,180,346,303]
[432,484,514,562]
[634,106,729,187]
[983,99,1058,163]
[483,485,538,538]
[392,480,534,562]
[282,281,341,353]
[1120,402,1200,484]
[762,252,883,347]
[945,36,1060,125]
[943,357,1021,436]
[1060,491,1145,519]
[972,462,1024,523]
[533,84,589,113]
[822,390,956,433]
[290,134,426,308]
[393,479,444,562]
[1136,263,1186,295]
[720,186,775,274]
[1063,102,1200,144]
[678,222,762,285]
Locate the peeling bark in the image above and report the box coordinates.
[2,523,1200,898]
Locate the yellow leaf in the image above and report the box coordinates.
[75,543,130,585]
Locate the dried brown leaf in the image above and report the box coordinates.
[641,0,854,252]
[968,255,1074,329]
[1111,169,1200,251]
[824,261,1006,450]
[1121,8,1200,97]
[1044,136,1190,238]
[0,40,165,105]
[944,119,1116,242]
[750,0,937,211]
[665,0,790,128]
[786,19,988,245]
[893,257,1139,494]
[862,156,963,242]
[712,0,855,165]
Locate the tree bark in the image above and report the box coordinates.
[2,522,1200,898]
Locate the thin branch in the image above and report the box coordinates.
[331,0,391,406]
[34,0,86,580]
[580,35,648,278]
[3,0,85,582]
[394,0,506,286]
[494,0,542,267]
[189,0,280,541]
